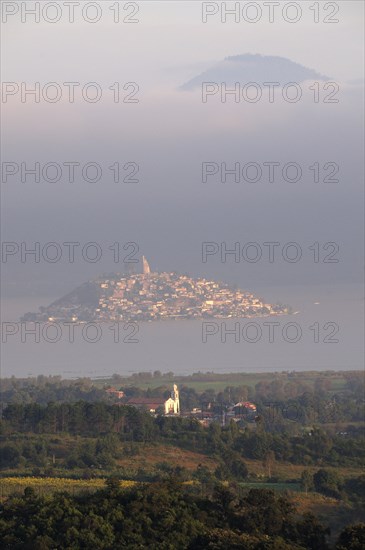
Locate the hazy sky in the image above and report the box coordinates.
[1,1,364,376]
[2,1,364,84]
[1,0,364,294]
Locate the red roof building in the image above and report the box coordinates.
[126,397,165,413]
[106,387,125,399]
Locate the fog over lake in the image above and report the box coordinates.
[1,1,363,378]
[1,282,363,378]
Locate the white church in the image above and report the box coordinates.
[164,384,180,414]
[126,384,180,415]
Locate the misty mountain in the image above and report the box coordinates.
[180,54,329,90]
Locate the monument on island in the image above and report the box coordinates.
[142,256,151,275]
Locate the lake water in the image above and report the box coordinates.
[1,283,363,378]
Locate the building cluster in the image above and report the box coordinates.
[107,384,256,426]
[110,384,180,415]
[186,401,257,427]
[22,258,289,323]
[95,268,284,323]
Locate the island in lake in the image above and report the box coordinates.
[21,257,291,323]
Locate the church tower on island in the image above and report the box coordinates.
[142,256,151,275]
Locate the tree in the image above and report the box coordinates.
[301,470,314,494]
[230,457,248,480]
[295,512,330,549]
[236,488,295,537]
[336,524,365,550]
[263,450,276,478]
[313,468,343,499]
[0,444,21,468]
[307,428,333,456]
[193,464,213,484]
[344,475,365,505]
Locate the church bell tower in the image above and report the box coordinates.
[171,384,180,414]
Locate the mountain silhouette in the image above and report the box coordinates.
[180,53,329,90]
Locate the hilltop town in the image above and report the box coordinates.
[22,257,291,323]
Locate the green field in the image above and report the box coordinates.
[95,370,355,392]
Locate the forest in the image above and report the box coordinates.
[1,479,364,549]
[0,370,364,548]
